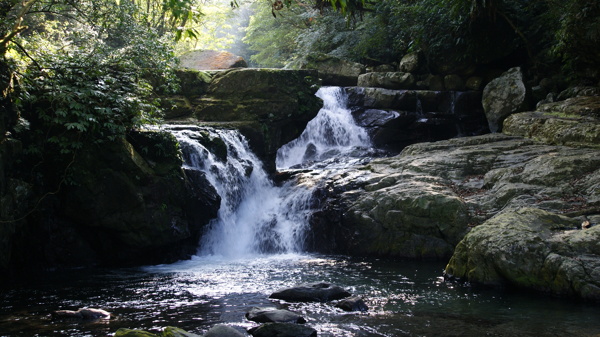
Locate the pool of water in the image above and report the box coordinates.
[1,254,599,336]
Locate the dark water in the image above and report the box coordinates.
[1,254,599,337]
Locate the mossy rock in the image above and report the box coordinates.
[445,207,600,301]
[503,111,600,148]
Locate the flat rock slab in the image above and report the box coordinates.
[246,307,306,323]
[269,282,351,302]
[249,323,317,337]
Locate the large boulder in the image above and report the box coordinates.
[286,53,365,86]
[204,325,246,337]
[482,67,530,132]
[445,208,600,301]
[503,95,600,148]
[307,134,600,261]
[399,52,422,73]
[179,50,247,70]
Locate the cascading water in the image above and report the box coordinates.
[276,86,372,169]
[168,126,314,257]
[164,86,373,257]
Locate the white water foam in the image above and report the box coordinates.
[276,86,371,169]
[169,127,312,257]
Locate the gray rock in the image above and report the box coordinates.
[482,67,529,132]
[371,64,396,72]
[245,307,306,324]
[352,109,401,127]
[399,52,422,73]
[307,133,600,260]
[444,74,465,91]
[445,208,600,301]
[465,76,483,91]
[286,53,365,86]
[269,282,351,302]
[248,323,316,337]
[417,74,445,91]
[204,325,245,337]
[357,72,415,90]
[335,297,369,312]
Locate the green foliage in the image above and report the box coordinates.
[3,0,179,157]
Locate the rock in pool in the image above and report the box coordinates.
[245,307,306,323]
[269,282,351,302]
[248,322,317,337]
[51,307,111,320]
[335,296,369,312]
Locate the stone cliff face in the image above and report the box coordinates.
[4,131,220,274]
[164,68,323,173]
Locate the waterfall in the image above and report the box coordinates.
[276,87,371,169]
[163,86,371,257]
[169,126,311,257]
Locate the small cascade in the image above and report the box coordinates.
[167,126,313,257]
[276,87,371,169]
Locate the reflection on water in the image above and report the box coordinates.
[1,254,600,336]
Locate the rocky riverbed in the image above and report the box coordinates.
[307,91,600,300]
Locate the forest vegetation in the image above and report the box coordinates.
[0,0,599,241]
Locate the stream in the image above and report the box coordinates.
[1,87,600,336]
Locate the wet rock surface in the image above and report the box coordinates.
[335,296,369,312]
[269,282,351,302]
[248,323,317,337]
[245,307,306,324]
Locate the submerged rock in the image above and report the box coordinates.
[335,296,369,312]
[51,308,111,320]
[245,307,306,323]
[269,282,351,302]
[445,208,600,301]
[248,323,317,337]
